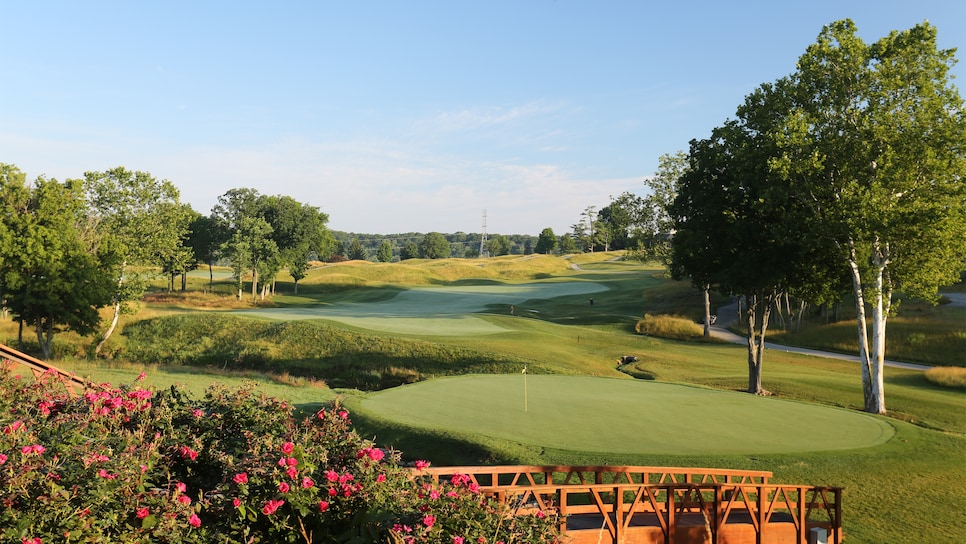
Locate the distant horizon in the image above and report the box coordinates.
[4,1,962,235]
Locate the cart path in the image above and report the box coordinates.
[710,301,932,370]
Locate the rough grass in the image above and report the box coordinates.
[924,366,966,389]
[767,310,966,367]
[121,314,542,390]
[290,255,571,291]
[634,313,708,340]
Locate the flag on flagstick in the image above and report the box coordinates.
[522,365,528,412]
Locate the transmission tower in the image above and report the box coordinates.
[479,210,490,258]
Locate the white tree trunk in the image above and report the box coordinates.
[95,264,126,356]
[848,239,887,414]
[95,300,122,356]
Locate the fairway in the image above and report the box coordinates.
[234,281,608,335]
[359,375,895,455]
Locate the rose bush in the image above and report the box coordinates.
[0,366,558,543]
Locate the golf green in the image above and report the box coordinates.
[359,375,895,455]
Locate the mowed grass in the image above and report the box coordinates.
[357,375,895,455]
[4,252,963,543]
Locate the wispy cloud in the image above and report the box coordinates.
[419,100,566,133]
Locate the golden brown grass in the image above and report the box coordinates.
[634,313,707,341]
[290,255,571,288]
[924,366,966,389]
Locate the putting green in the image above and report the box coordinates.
[235,282,608,336]
[359,375,895,455]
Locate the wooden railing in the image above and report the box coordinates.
[0,343,89,397]
[418,465,773,488]
[414,466,842,544]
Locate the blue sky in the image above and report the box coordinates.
[3,1,963,235]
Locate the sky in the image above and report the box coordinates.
[2,1,963,236]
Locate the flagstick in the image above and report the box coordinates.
[523,365,528,412]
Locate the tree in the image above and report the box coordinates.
[400,241,420,260]
[376,240,393,262]
[186,214,230,291]
[159,204,198,292]
[772,20,966,413]
[346,238,368,261]
[85,167,189,356]
[580,206,597,252]
[258,194,333,294]
[639,152,688,262]
[597,196,638,251]
[213,190,332,296]
[222,216,279,302]
[535,228,557,254]
[558,233,578,254]
[670,77,837,395]
[486,234,511,257]
[0,168,115,358]
[419,232,451,259]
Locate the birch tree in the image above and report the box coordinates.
[85,167,188,356]
[773,20,966,413]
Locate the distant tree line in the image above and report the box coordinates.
[331,231,544,261]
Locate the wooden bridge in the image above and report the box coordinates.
[417,465,842,544]
[0,342,89,397]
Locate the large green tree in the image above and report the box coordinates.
[186,214,230,291]
[773,20,966,413]
[0,167,115,358]
[213,189,332,297]
[534,228,557,254]
[85,167,189,355]
[376,240,393,262]
[419,232,451,259]
[671,76,842,394]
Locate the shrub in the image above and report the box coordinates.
[0,367,558,543]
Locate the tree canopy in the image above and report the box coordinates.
[418,232,451,259]
[0,166,116,358]
[84,167,189,355]
[670,19,965,411]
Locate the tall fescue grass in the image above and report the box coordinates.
[924,366,966,389]
[634,313,708,341]
[291,255,571,291]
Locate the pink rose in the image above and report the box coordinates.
[281,442,295,454]
[262,499,285,515]
[233,472,248,484]
[188,513,201,528]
